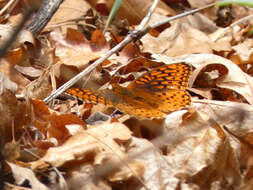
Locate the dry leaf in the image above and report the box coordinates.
[45,0,92,32]
[7,162,49,190]
[14,65,43,78]
[0,24,34,48]
[47,113,87,144]
[0,91,31,144]
[141,20,213,56]
[152,53,253,105]
[126,101,250,189]
[87,0,174,25]
[51,29,109,71]
[0,57,30,93]
[31,122,144,182]
[66,164,111,190]
[0,72,17,93]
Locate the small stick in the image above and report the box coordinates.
[0,0,18,16]
[26,0,64,35]
[212,14,253,42]
[136,0,159,30]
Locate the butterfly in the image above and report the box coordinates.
[66,63,192,119]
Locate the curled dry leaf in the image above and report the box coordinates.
[152,53,253,105]
[125,100,251,189]
[7,162,49,190]
[5,47,24,66]
[31,122,144,182]
[31,99,87,146]
[0,56,30,93]
[0,71,17,93]
[14,65,43,78]
[46,113,87,144]
[0,24,34,48]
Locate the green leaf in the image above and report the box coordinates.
[104,0,123,33]
[216,0,253,7]
[247,25,253,37]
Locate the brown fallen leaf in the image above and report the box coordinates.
[14,65,43,78]
[0,72,17,93]
[51,28,109,75]
[30,122,144,182]
[152,53,253,105]
[0,24,34,48]
[141,20,213,56]
[66,163,111,190]
[23,74,52,100]
[0,90,31,144]
[232,38,253,62]
[45,0,92,32]
[7,162,49,190]
[46,113,87,144]
[124,100,253,189]
[87,0,174,25]
[0,57,30,93]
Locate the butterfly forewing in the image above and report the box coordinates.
[128,63,192,92]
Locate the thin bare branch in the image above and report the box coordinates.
[136,0,159,30]
[150,3,216,29]
[26,0,63,35]
[212,13,253,42]
[0,0,18,16]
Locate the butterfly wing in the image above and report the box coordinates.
[116,63,192,118]
[127,63,192,92]
[66,63,192,119]
[66,88,113,106]
[113,89,191,119]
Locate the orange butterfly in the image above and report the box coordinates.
[66,63,192,119]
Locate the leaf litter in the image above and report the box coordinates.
[1,0,253,190]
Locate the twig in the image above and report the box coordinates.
[26,0,63,35]
[0,0,18,16]
[136,0,159,30]
[46,17,97,30]
[154,3,215,28]
[212,13,253,42]
[44,3,216,104]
